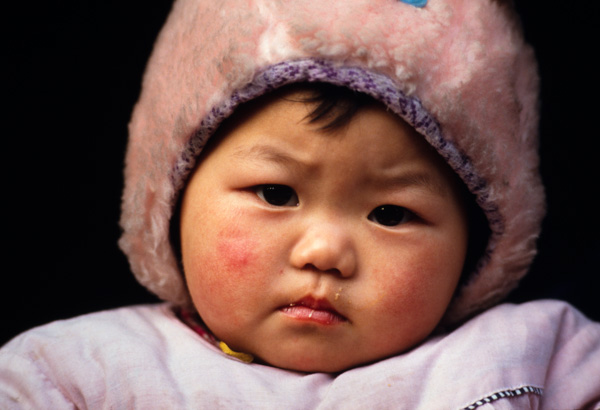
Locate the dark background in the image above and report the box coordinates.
[3,1,599,345]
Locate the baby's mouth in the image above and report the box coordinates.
[279,296,348,325]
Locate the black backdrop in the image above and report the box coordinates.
[3,1,599,345]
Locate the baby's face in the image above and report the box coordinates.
[180,90,469,372]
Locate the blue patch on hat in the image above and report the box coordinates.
[399,0,427,7]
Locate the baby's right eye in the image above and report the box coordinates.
[254,185,299,207]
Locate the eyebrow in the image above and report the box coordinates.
[232,144,302,169]
[381,171,450,198]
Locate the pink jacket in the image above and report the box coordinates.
[1,300,599,409]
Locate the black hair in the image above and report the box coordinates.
[290,82,374,131]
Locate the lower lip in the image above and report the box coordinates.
[279,305,347,325]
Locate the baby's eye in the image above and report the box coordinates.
[368,205,413,227]
[254,185,299,207]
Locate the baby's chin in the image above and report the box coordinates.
[250,343,410,374]
[221,324,435,373]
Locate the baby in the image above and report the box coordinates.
[177,83,472,372]
[2,0,599,408]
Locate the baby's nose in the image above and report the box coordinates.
[289,222,357,278]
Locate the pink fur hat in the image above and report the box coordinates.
[119,0,544,324]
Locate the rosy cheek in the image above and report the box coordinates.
[191,227,267,326]
[189,227,260,297]
[210,227,273,290]
[216,228,256,273]
[367,263,430,316]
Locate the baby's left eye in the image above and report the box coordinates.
[254,184,299,207]
[368,205,413,227]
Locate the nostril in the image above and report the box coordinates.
[302,263,320,272]
[303,263,342,276]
